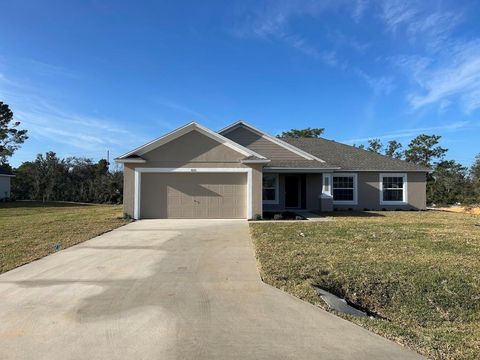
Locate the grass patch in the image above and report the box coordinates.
[0,201,129,274]
[250,211,480,359]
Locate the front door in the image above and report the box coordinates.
[285,175,300,208]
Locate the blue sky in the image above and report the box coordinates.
[1,0,479,167]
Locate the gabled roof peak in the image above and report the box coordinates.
[115,121,267,161]
[219,120,326,162]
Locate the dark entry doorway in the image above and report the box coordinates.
[285,175,300,208]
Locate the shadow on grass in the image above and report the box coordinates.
[0,201,96,208]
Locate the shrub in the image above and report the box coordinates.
[273,214,283,220]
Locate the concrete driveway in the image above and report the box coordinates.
[0,220,422,359]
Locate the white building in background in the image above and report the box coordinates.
[0,168,14,200]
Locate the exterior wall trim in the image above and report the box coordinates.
[332,172,358,205]
[322,173,332,196]
[241,159,271,164]
[133,167,253,220]
[379,173,408,205]
[116,158,147,164]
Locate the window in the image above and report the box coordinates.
[332,174,357,204]
[322,174,332,196]
[263,174,279,204]
[380,173,407,204]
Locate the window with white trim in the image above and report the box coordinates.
[380,174,407,204]
[262,174,278,204]
[332,174,357,204]
[322,174,332,196]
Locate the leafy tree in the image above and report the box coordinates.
[471,154,480,202]
[353,143,366,150]
[429,160,472,205]
[471,154,480,182]
[367,138,383,153]
[0,101,28,165]
[11,161,36,199]
[277,127,325,138]
[404,134,447,168]
[384,140,403,159]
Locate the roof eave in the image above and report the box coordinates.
[335,169,430,172]
[114,158,147,164]
[263,167,341,173]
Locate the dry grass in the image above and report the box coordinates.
[250,211,480,360]
[435,206,480,215]
[0,201,129,274]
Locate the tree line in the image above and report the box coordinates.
[1,101,122,204]
[11,152,123,204]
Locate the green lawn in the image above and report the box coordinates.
[0,201,129,274]
[250,211,480,360]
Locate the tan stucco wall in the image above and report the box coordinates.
[122,129,262,218]
[261,171,426,213]
[141,129,246,166]
[333,171,427,211]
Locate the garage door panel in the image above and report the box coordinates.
[141,173,246,219]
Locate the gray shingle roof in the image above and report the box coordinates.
[283,138,429,172]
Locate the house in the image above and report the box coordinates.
[0,167,14,200]
[115,121,428,219]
